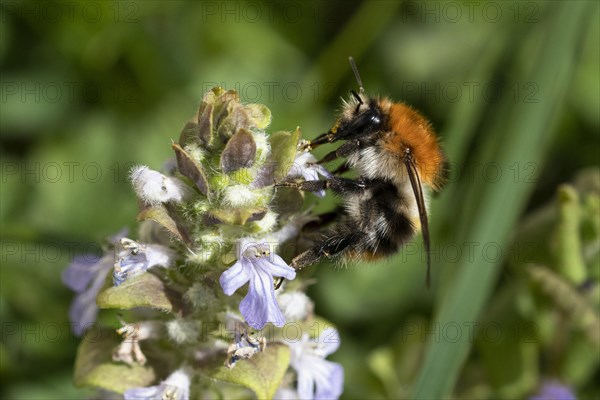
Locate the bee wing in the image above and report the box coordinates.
[404,157,432,288]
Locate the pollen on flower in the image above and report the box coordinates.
[130,165,191,205]
[277,291,313,322]
[230,167,256,185]
[222,185,261,208]
[184,143,206,163]
[250,210,278,233]
[242,241,271,259]
[191,199,210,215]
[166,319,200,344]
[186,233,225,264]
[184,282,220,310]
[252,131,270,162]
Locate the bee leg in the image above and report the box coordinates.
[274,211,341,291]
[331,163,350,175]
[316,139,361,165]
[281,176,366,194]
[302,132,332,150]
[316,149,340,164]
[291,229,363,271]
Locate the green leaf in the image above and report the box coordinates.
[274,187,304,217]
[209,206,267,226]
[221,128,257,172]
[411,4,594,398]
[172,143,210,196]
[97,273,179,313]
[212,90,239,130]
[553,185,587,283]
[477,319,538,398]
[74,329,156,393]
[197,102,215,147]
[179,120,199,147]
[207,343,290,399]
[269,127,300,181]
[245,103,272,129]
[137,205,192,245]
[217,107,250,142]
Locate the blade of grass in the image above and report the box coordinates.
[291,0,402,124]
[411,2,594,398]
[305,0,402,86]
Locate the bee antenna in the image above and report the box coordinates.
[348,56,365,94]
[350,90,363,105]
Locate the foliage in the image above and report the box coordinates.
[1,1,598,399]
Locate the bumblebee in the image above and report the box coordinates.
[279,57,446,287]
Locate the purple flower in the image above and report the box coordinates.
[62,230,129,336]
[113,238,175,286]
[62,253,113,336]
[287,151,331,197]
[124,368,190,400]
[530,380,576,400]
[287,327,344,400]
[225,332,267,368]
[220,240,296,329]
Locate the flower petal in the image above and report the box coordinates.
[296,360,316,400]
[300,167,320,182]
[163,369,191,400]
[239,266,285,329]
[62,255,107,293]
[124,384,163,400]
[69,265,111,336]
[220,259,251,296]
[319,327,341,356]
[315,361,344,400]
[113,252,148,286]
[530,380,576,400]
[287,327,344,399]
[258,254,296,280]
[315,163,332,179]
[124,369,190,400]
[287,152,332,190]
[146,244,175,268]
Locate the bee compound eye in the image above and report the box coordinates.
[370,115,381,124]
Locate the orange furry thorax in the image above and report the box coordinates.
[382,101,445,190]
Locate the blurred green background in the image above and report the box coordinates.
[1,1,599,399]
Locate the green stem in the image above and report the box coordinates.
[554,185,587,284]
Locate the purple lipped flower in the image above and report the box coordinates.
[286,326,344,400]
[219,239,296,329]
[62,230,127,336]
[113,238,175,286]
[62,254,112,336]
[287,151,331,197]
[225,332,267,368]
[530,380,576,400]
[124,368,190,400]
